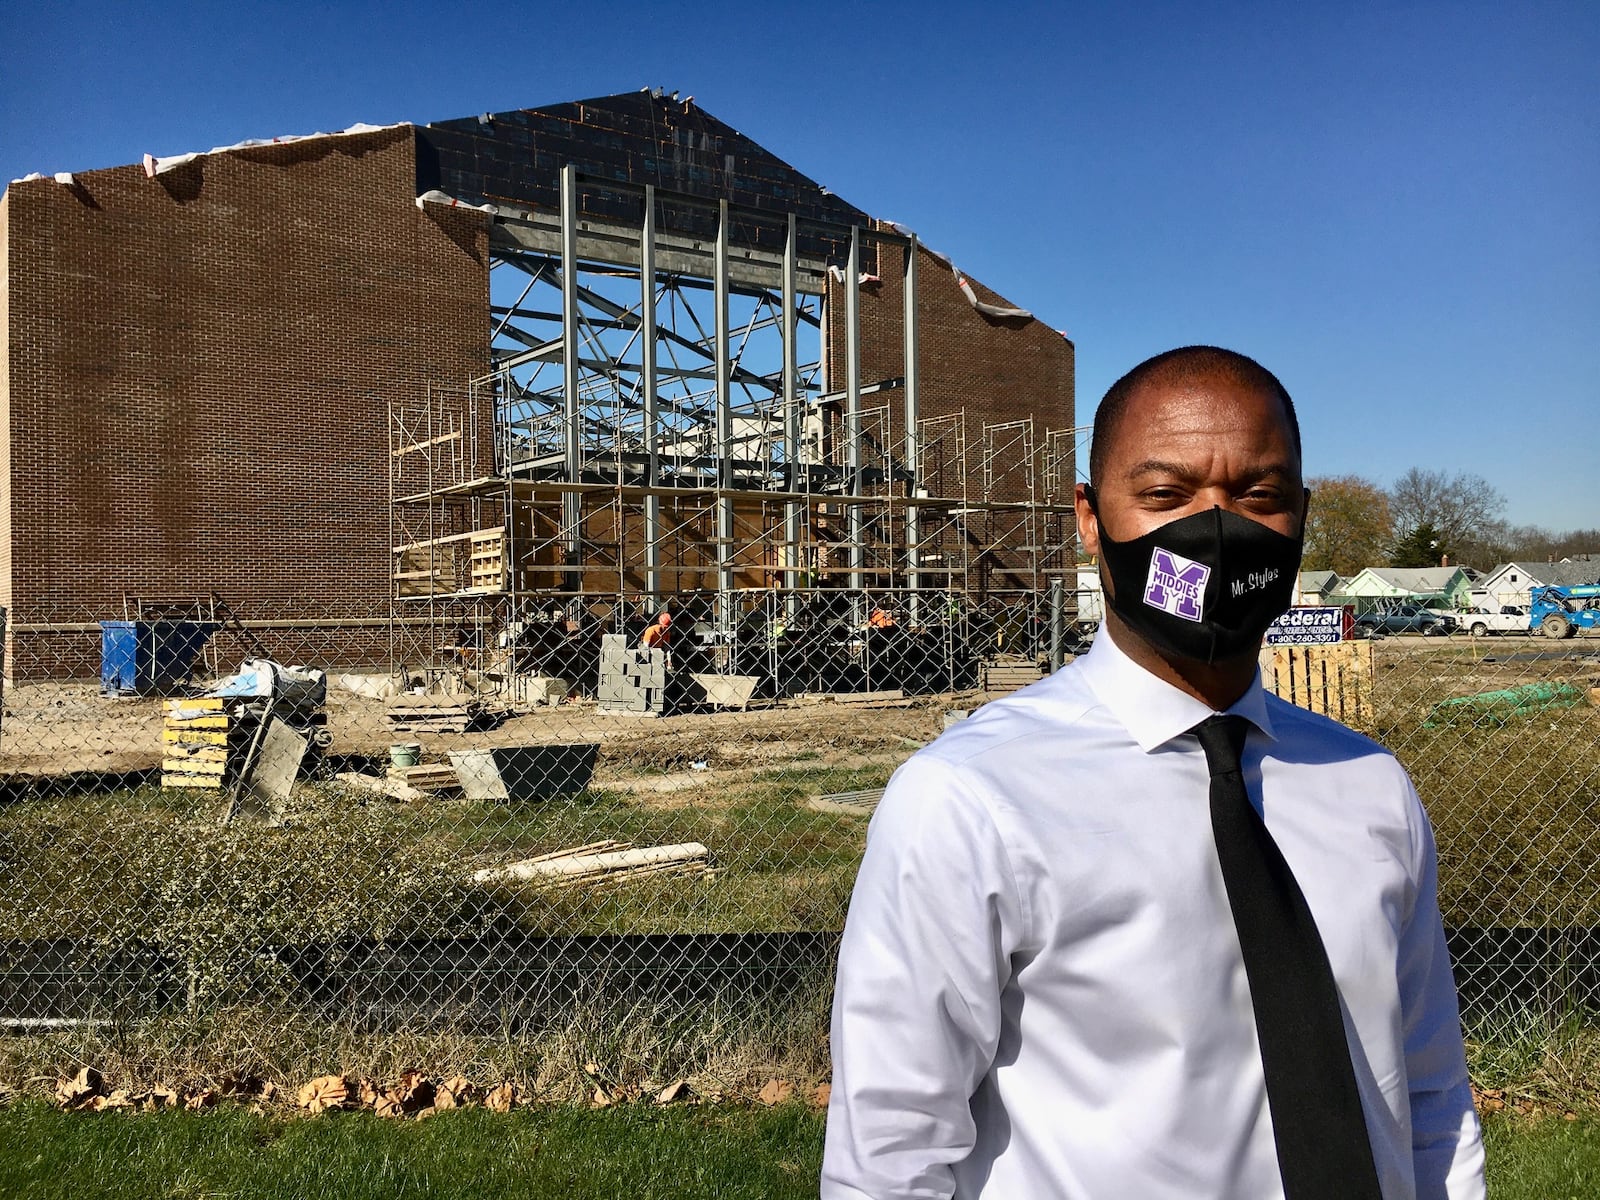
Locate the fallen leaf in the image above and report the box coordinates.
[485,1082,518,1113]
[92,1089,134,1112]
[435,1076,475,1110]
[391,1070,435,1113]
[591,1085,613,1109]
[56,1067,105,1110]
[298,1075,351,1115]
[373,1095,406,1119]
[184,1089,219,1111]
[757,1078,794,1107]
[145,1087,179,1111]
[809,1084,832,1109]
[656,1080,693,1105]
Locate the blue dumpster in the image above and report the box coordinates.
[99,620,221,696]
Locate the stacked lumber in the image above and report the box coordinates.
[386,694,481,734]
[472,840,711,887]
[161,698,233,789]
[386,762,462,795]
[981,662,1044,692]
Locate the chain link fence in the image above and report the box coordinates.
[0,595,1595,1094]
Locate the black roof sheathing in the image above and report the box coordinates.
[416,91,872,262]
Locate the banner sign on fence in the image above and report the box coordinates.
[1265,605,1353,645]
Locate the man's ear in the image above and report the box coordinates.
[1075,482,1100,559]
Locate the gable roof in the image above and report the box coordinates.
[415,91,870,262]
[1483,561,1600,589]
[1364,566,1466,593]
[1298,570,1339,592]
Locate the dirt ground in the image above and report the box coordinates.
[2,632,1593,783]
[0,677,971,782]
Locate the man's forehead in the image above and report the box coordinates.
[1114,371,1295,448]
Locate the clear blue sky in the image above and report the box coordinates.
[3,1,1595,531]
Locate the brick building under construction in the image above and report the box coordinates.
[0,91,1075,681]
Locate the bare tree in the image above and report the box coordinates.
[1387,468,1506,562]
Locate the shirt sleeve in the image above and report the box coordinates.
[1397,781,1486,1200]
[821,753,1027,1200]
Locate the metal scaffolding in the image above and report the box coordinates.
[388,170,1081,686]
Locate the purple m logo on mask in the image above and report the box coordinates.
[1143,548,1209,622]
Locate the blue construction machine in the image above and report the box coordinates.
[1528,584,1600,639]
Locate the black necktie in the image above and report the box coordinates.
[1191,715,1383,1200]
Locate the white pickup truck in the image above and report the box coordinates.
[1455,604,1528,636]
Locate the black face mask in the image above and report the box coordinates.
[1088,493,1304,665]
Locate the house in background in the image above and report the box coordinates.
[1334,565,1474,612]
[1296,570,1340,604]
[1476,561,1600,609]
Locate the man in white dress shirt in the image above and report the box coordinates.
[822,347,1485,1199]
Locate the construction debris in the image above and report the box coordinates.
[806,789,885,817]
[335,771,427,803]
[181,660,329,823]
[161,697,232,790]
[387,762,462,795]
[162,660,329,819]
[386,693,483,734]
[447,744,597,802]
[472,840,712,887]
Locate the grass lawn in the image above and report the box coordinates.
[0,1101,826,1200]
[0,1101,1594,1199]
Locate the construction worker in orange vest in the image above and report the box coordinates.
[640,611,672,649]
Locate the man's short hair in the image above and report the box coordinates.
[1088,346,1301,488]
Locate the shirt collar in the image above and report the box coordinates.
[1076,625,1277,753]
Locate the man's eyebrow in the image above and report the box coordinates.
[1125,459,1201,481]
[1124,460,1298,484]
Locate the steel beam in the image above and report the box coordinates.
[491,208,832,294]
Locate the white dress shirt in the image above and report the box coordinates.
[823,629,1485,1200]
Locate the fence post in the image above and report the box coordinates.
[1049,577,1064,673]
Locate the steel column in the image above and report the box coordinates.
[903,234,921,619]
[715,199,734,630]
[782,213,801,598]
[642,186,661,604]
[846,226,863,591]
[559,165,583,595]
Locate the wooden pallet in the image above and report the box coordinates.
[387,763,461,792]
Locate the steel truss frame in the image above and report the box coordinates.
[389,170,1081,682]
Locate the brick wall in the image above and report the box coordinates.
[1,127,490,666]
[1,188,12,620]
